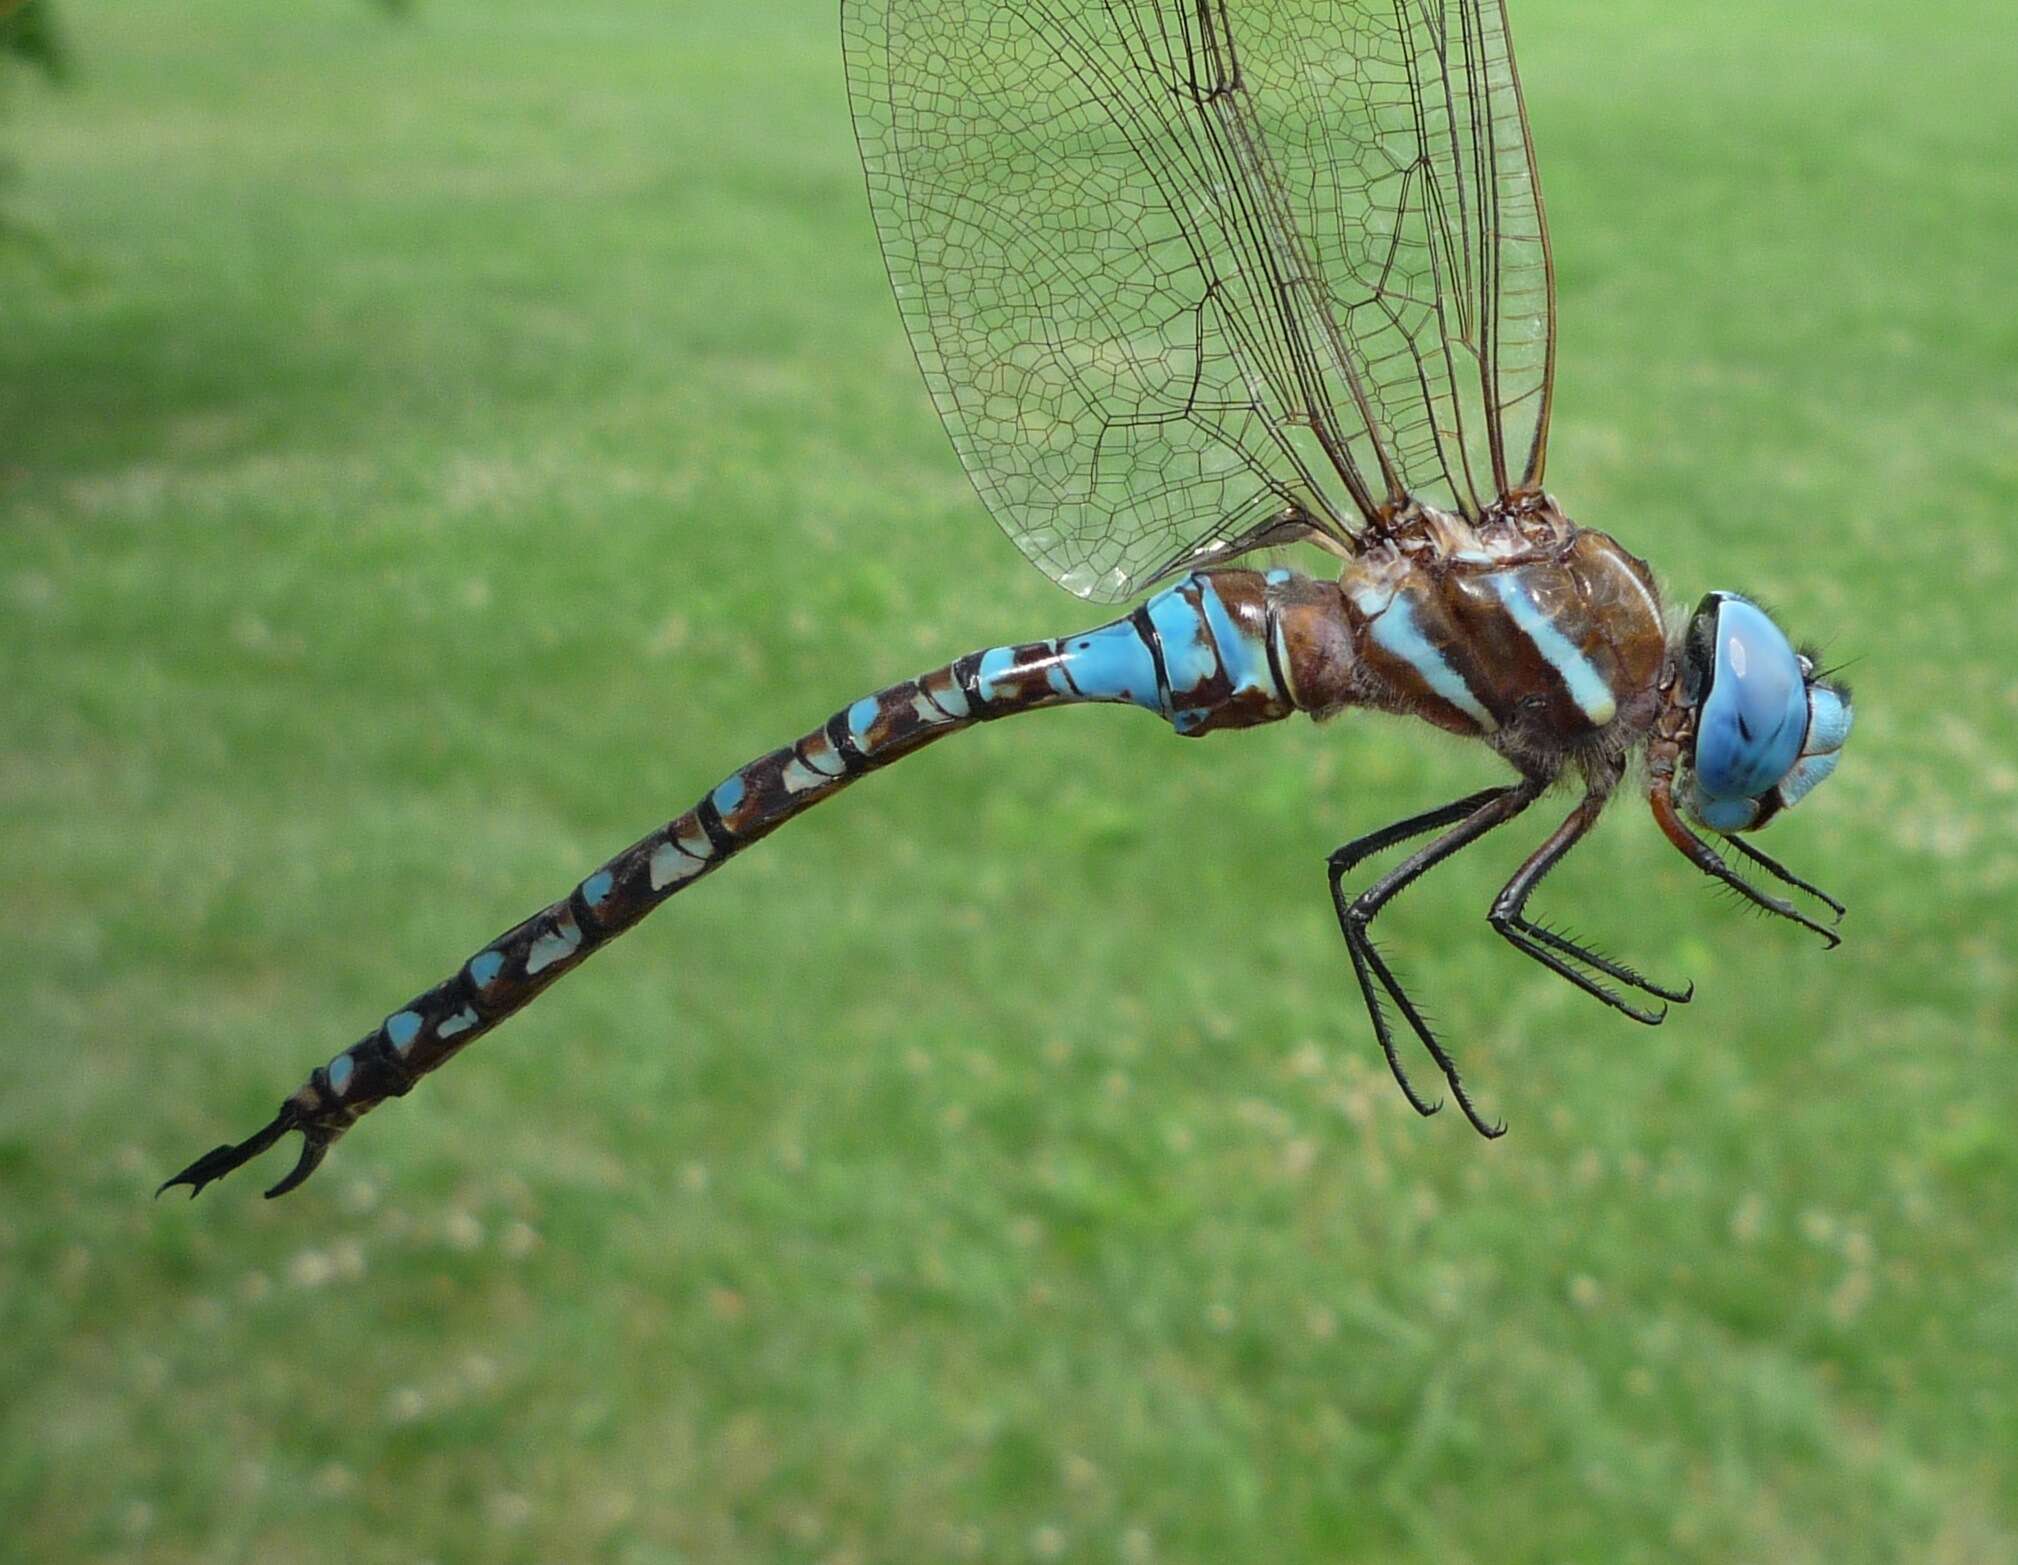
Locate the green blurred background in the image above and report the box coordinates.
[3,1,2013,1560]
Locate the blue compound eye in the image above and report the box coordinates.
[1691,597,1808,805]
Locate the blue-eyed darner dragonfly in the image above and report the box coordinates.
[165,0,1853,1201]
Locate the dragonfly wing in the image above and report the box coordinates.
[842,2,1557,602]
[1237,0,1557,516]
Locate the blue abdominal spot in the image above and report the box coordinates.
[974,645,1019,704]
[1145,580,1218,695]
[1196,576,1273,698]
[711,772,747,816]
[1694,599,1808,801]
[1058,617,1161,714]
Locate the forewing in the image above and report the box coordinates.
[842,1,1556,601]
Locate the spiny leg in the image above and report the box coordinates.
[1725,833,1846,923]
[1514,922,1694,1006]
[1649,781,1842,948]
[1327,779,1545,1137]
[1350,931,1498,1131]
[1489,792,1692,1023]
[1328,786,1513,876]
[1335,930,1439,1119]
[1327,787,1520,1118]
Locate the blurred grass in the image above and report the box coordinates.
[2,1,2014,1560]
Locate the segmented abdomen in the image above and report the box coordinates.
[200,570,1313,1193]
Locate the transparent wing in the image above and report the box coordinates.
[842,0,1555,601]
[1241,0,1557,518]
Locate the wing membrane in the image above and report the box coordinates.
[842,0,1555,601]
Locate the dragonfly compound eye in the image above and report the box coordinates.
[1686,596,1813,832]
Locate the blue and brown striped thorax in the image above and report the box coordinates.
[1341,510,1668,751]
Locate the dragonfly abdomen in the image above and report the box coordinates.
[163,568,1339,1199]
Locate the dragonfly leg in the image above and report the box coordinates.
[1328,787,1519,1119]
[1327,779,1545,1137]
[1724,834,1847,923]
[1327,786,1517,875]
[1489,792,1692,1023]
[1649,779,1842,948]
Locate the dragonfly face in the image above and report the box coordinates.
[1680,593,1853,834]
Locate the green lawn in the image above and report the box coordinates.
[3,2,2014,1560]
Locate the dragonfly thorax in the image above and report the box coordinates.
[1329,511,1669,782]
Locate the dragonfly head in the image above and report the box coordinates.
[1678,592,1852,834]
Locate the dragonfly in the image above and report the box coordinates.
[164,0,1853,1202]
